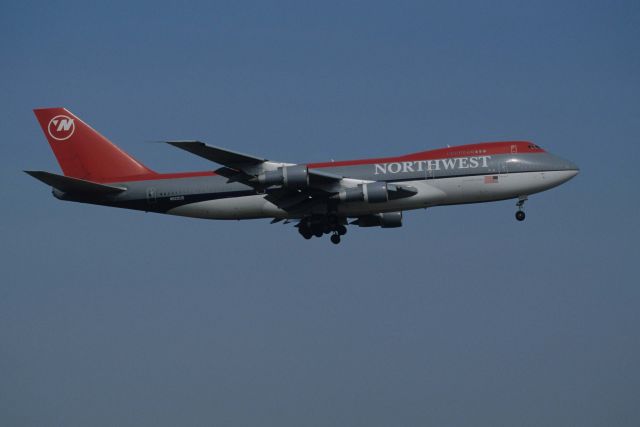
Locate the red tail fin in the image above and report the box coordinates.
[33,108,156,183]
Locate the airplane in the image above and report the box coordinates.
[26,107,579,244]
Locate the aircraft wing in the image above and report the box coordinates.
[166,140,343,186]
[166,140,266,169]
[307,168,344,184]
[165,141,417,212]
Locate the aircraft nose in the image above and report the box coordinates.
[552,154,579,174]
[543,153,579,185]
[565,160,580,178]
[553,156,579,184]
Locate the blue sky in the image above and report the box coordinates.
[1,1,639,426]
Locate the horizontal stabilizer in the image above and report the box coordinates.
[166,141,266,168]
[24,171,127,194]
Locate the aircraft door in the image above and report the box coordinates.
[500,159,509,175]
[146,187,157,204]
[425,164,435,180]
[501,145,517,175]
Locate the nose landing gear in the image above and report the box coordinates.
[515,196,528,221]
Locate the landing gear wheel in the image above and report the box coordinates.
[298,225,313,240]
[337,225,347,236]
[330,234,341,245]
[515,196,528,222]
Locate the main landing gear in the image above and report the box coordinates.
[330,225,347,244]
[298,218,347,244]
[515,196,528,221]
[330,234,341,245]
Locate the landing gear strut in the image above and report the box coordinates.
[515,196,527,221]
[330,233,341,244]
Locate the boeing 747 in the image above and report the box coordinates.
[27,108,579,244]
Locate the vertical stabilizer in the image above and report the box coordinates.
[33,108,156,182]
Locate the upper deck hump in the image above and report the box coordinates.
[307,141,544,169]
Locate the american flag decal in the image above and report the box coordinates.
[484,175,499,184]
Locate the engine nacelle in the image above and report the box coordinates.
[257,165,309,189]
[337,182,389,203]
[337,186,365,202]
[363,182,389,203]
[355,212,402,228]
[379,211,403,228]
[258,169,284,186]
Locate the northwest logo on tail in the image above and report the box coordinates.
[48,115,75,141]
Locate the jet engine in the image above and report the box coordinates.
[337,182,417,203]
[353,212,403,228]
[337,182,389,203]
[257,165,309,189]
